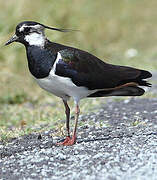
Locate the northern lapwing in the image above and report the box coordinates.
[5,21,152,146]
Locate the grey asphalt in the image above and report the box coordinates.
[0,78,157,180]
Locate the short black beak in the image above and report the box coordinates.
[5,34,18,46]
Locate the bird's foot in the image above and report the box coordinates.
[57,135,76,146]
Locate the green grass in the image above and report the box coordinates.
[0,0,156,141]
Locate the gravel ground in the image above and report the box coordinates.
[0,72,156,180]
[1,96,157,180]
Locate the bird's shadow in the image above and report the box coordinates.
[54,131,157,146]
[55,134,129,145]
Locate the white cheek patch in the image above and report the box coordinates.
[24,33,45,46]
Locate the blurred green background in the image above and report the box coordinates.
[0,0,156,140]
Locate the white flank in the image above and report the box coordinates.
[35,52,97,103]
[25,33,45,46]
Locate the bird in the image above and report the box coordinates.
[5,21,152,146]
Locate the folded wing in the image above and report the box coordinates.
[55,49,152,95]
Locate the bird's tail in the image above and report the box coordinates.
[88,69,152,98]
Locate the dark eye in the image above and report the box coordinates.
[24,27,30,33]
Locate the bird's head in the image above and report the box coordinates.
[5,21,73,47]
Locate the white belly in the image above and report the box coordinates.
[35,72,96,103]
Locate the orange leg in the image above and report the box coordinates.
[57,103,80,146]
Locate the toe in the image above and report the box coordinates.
[57,136,71,145]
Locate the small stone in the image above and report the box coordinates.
[56,153,67,160]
